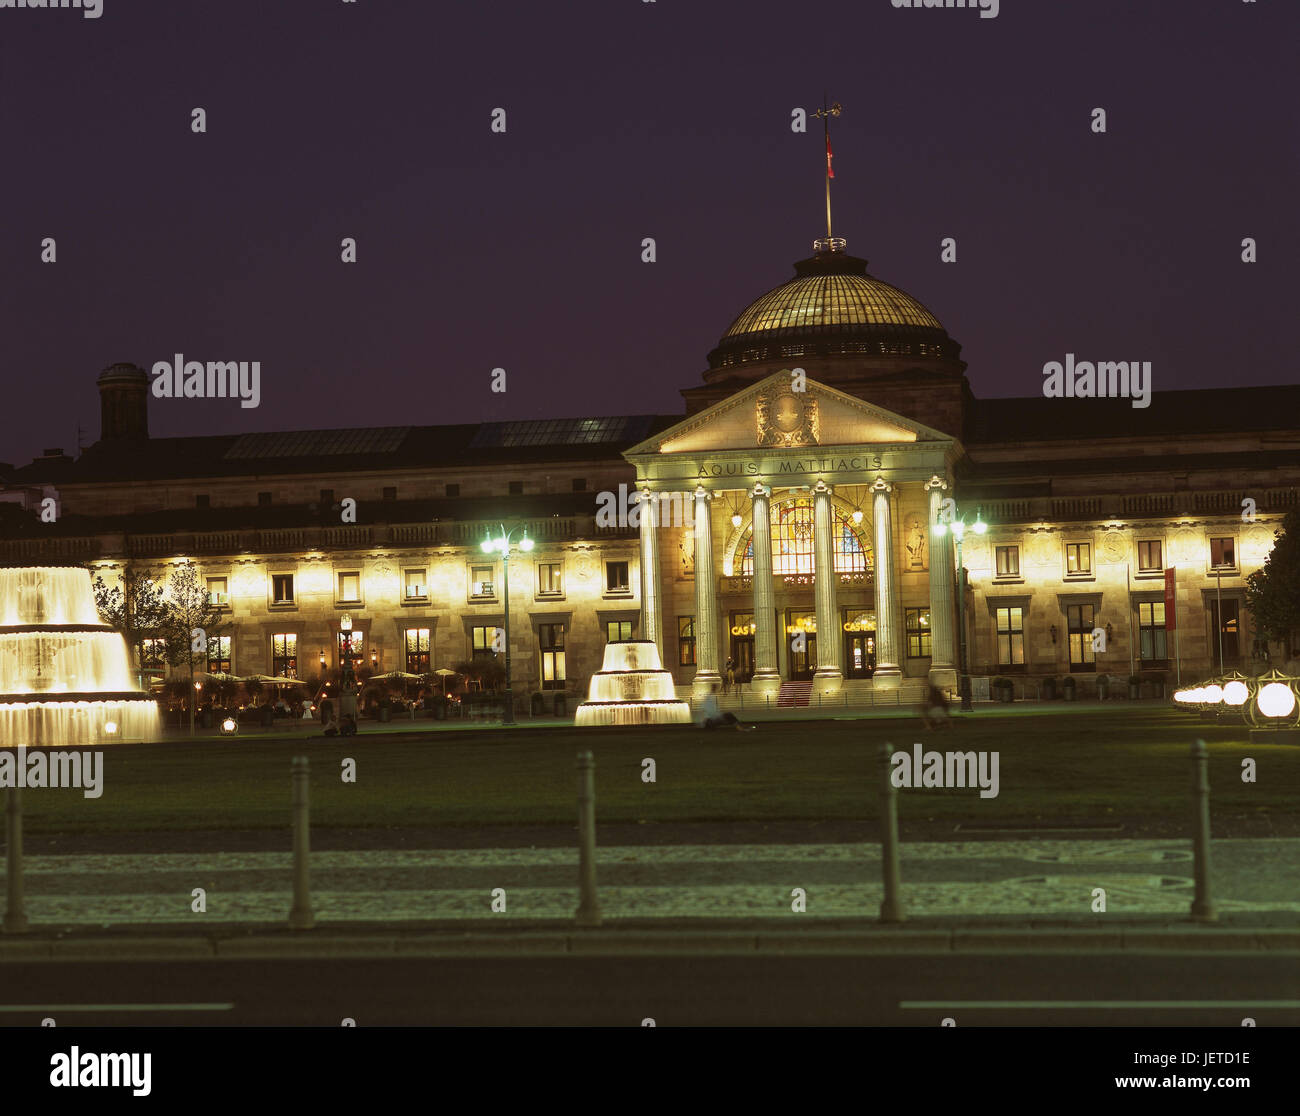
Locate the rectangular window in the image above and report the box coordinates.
[207,577,228,608]
[272,573,295,605]
[1066,603,1096,671]
[1138,601,1168,663]
[606,561,630,592]
[1066,543,1092,575]
[471,625,498,660]
[470,566,495,598]
[539,623,566,690]
[337,572,361,603]
[1137,540,1162,572]
[678,616,696,666]
[1210,537,1236,569]
[905,607,931,658]
[606,619,632,642]
[996,606,1025,667]
[538,562,563,597]
[207,634,232,674]
[995,546,1020,578]
[271,633,298,678]
[404,569,427,601]
[405,628,431,673]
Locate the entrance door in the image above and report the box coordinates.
[1209,598,1241,668]
[845,633,875,678]
[729,612,755,683]
[786,610,817,680]
[842,609,876,679]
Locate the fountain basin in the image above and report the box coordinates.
[575,640,691,727]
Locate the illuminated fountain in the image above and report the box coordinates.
[0,566,161,746]
[575,640,691,727]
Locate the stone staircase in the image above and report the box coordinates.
[677,676,928,714]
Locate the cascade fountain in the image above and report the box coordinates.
[0,566,161,746]
[575,640,691,727]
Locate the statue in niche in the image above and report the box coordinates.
[679,531,695,577]
[905,515,927,569]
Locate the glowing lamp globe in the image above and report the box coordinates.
[1223,680,1249,707]
[103,721,118,736]
[1202,684,1224,705]
[731,513,743,528]
[1256,682,1296,719]
[852,509,863,525]
[220,717,238,736]
[520,536,534,552]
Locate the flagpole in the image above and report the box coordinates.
[813,97,841,246]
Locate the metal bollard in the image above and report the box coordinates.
[575,750,602,927]
[1189,739,1217,923]
[4,787,28,933]
[879,744,904,923]
[288,756,314,930]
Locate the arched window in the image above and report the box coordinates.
[740,497,871,576]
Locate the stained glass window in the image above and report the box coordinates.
[739,497,870,577]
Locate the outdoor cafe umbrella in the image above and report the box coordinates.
[433,667,458,696]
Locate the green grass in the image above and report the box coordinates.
[12,708,1299,835]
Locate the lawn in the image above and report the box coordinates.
[10,707,1298,837]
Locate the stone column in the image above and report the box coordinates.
[925,476,957,691]
[871,478,902,689]
[691,486,722,696]
[812,480,843,696]
[749,482,780,696]
[637,486,665,668]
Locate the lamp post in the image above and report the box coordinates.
[339,613,358,729]
[481,523,534,725]
[934,507,986,711]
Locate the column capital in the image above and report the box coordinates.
[869,477,893,495]
[812,479,834,496]
[750,482,772,500]
[693,485,711,500]
[924,475,949,492]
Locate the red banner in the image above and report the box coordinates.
[1164,567,1177,630]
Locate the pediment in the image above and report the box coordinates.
[625,371,952,459]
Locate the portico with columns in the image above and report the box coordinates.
[626,370,962,699]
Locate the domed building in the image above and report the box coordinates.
[1,236,1297,715]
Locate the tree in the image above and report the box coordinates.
[1244,509,1300,656]
[159,563,230,734]
[92,565,167,687]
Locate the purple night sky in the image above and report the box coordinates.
[0,0,1294,468]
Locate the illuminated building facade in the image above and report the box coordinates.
[2,239,1296,707]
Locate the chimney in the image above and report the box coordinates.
[97,362,150,442]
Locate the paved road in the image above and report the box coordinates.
[1,952,1296,1026]
[7,838,1298,925]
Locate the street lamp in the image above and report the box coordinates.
[934,507,987,711]
[481,523,534,725]
[339,613,358,728]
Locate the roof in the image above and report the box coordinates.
[9,415,679,486]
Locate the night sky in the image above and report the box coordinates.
[0,0,1294,468]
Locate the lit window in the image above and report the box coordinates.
[605,561,630,593]
[337,572,361,603]
[272,574,295,605]
[538,562,562,596]
[996,606,1024,667]
[606,619,632,642]
[1137,540,1162,572]
[741,497,870,576]
[905,608,931,658]
[207,577,228,607]
[404,569,427,600]
[995,546,1019,578]
[471,566,495,598]
[1210,537,1236,569]
[1066,543,1091,575]
[405,628,431,673]
[272,633,298,678]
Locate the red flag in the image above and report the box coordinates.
[1164,568,1177,631]
[825,134,834,179]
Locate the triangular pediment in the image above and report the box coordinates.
[626,371,952,459]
